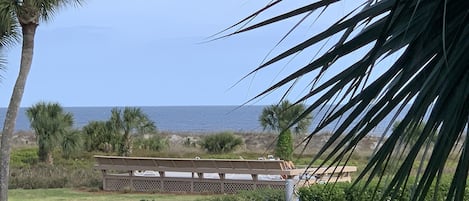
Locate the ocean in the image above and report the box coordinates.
[0,105,409,135]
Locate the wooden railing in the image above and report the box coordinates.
[94,155,357,193]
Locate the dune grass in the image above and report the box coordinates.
[9,188,211,201]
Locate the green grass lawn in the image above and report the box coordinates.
[9,188,212,201]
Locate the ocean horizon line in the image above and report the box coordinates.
[1,105,408,135]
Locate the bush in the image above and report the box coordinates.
[9,163,102,189]
[275,130,293,160]
[9,149,101,189]
[297,179,469,201]
[133,135,168,151]
[199,132,243,153]
[10,148,38,167]
[198,188,284,201]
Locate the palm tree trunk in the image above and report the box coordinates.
[120,132,132,156]
[0,23,37,201]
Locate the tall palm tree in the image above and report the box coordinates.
[259,100,312,160]
[109,107,157,156]
[0,1,82,199]
[225,0,467,200]
[26,102,73,164]
[0,4,19,201]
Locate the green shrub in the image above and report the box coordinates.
[275,130,293,160]
[198,188,284,201]
[9,155,101,189]
[10,148,38,167]
[199,132,243,153]
[133,135,168,151]
[298,179,469,201]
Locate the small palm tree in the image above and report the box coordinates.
[259,100,312,160]
[0,1,83,199]
[108,107,157,156]
[26,102,74,164]
[61,129,82,159]
[82,120,116,152]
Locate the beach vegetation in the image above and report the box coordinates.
[199,132,243,154]
[26,102,74,164]
[259,100,311,160]
[298,178,469,201]
[82,120,119,153]
[133,134,167,152]
[107,107,157,156]
[198,188,284,201]
[223,0,468,200]
[60,130,82,159]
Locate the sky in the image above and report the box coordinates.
[0,0,365,107]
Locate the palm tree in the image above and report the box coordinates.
[0,1,82,200]
[108,107,157,156]
[82,120,116,152]
[225,0,467,200]
[26,102,73,164]
[61,129,81,159]
[259,100,312,160]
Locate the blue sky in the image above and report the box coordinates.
[0,0,365,107]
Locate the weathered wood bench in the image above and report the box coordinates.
[94,155,357,194]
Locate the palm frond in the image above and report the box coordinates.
[0,0,20,77]
[224,0,469,200]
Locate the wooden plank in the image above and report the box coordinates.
[94,156,356,177]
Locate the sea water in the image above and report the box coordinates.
[0,105,409,135]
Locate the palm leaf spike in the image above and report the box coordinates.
[223,0,468,199]
[302,21,446,166]
[205,0,281,42]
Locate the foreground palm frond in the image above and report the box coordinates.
[224,0,468,200]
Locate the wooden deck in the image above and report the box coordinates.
[94,155,357,193]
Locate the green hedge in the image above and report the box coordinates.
[199,132,243,153]
[298,180,469,201]
[198,188,284,201]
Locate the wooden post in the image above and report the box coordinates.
[101,170,107,190]
[197,172,204,179]
[129,170,134,192]
[218,173,225,180]
[251,174,258,181]
[219,173,226,193]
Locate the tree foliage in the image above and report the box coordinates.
[259,100,311,160]
[133,135,167,152]
[82,120,118,152]
[60,130,82,159]
[81,107,157,155]
[224,0,468,200]
[109,107,157,156]
[275,129,293,161]
[26,102,74,164]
